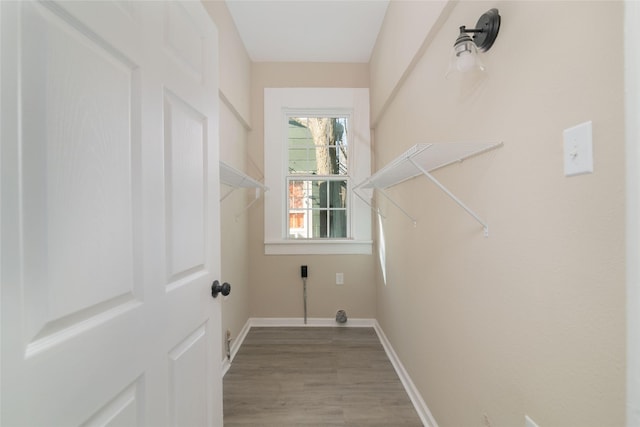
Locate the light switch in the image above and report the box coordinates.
[336,273,344,285]
[563,121,593,177]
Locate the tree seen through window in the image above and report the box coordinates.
[287,117,348,239]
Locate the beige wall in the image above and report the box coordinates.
[202,1,251,125]
[247,63,377,320]
[371,1,625,426]
[369,0,451,124]
[203,1,253,361]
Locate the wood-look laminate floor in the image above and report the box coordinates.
[223,327,423,426]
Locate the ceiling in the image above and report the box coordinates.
[225,0,390,63]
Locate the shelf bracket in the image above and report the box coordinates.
[408,157,489,236]
[220,187,237,202]
[376,187,417,227]
[353,188,387,220]
[219,161,269,219]
[233,188,266,221]
[221,187,268,220]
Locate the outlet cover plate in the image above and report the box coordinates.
[336,273,344,285]
[563,121,593,177]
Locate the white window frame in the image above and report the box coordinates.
[264,88,372,255]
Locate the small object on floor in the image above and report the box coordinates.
[335,310,347,323]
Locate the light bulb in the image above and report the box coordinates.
[446,28,486,79]
[456,50,476,72]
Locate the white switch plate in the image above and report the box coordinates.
[336,273,344,285]
[563,121,593,176]
[525,415,540,427]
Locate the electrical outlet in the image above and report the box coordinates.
[563,121,593,177]
[336,273,344,285]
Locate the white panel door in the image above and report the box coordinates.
[0,1,222,426]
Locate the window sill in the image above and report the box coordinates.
[264,240,373,255]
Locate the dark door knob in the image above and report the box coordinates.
[211,280,231,298]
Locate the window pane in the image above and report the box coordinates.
[314,211,327,238]
[288,117,348,176]
[329,210,347,238]
[287,178,348,239]
[328,180,347,209]
[289,212,305,229]
[312,181,326,208]
[288,147,312,174]
[288,181,306,208]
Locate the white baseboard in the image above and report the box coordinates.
[221,318,252,377]
[249,317,376,328]
[232,319,252,358]
[221,317,437,427]
[373,321,438,427]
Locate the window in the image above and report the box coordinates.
[287,116,348,239]
[264,88,372,255]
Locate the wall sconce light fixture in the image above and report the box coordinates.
[450,8,501,74]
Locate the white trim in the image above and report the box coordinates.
[263,88,372,255]
[626,1,640,425]
[232,318,252,357]
[249,317,376,328]
[221,318,252,377]
[374,321,439,427]
[265,240,372,255]
[221,356,230,377]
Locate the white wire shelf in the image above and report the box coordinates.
[358,142,502,190]
[220,161,268,219]
[220,161,268,190]
[355,142,503,236]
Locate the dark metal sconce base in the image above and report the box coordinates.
[473,8,501,52]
